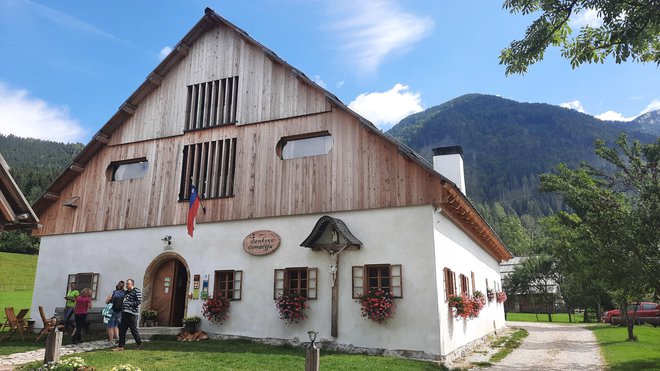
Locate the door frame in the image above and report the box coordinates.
[142,252,190,326]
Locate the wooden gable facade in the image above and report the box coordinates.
[32,9,510,262]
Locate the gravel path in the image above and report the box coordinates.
[489,321,605,370]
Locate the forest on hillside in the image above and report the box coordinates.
[0,134,82,254]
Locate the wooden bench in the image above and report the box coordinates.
[54,307,106,332]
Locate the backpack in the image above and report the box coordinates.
[112,290,124,312]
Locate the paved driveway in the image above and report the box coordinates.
[489,321,605,370]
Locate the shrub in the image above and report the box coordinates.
[356,289,397,324]
[140,310,157,321]
[202,295,231,325]
[275,292,309,324]
[110,365,141,371]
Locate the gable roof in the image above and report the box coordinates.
[32,8,511,262]
[300,215,363,248]
[0,153,39,230]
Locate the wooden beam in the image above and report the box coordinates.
[44,192,59,201]
[120,103,137,115]
[148,73,163,86]
[69,163,85,173]
[0,191,16,223]
[176,43,190,56]
[94,133,110,144]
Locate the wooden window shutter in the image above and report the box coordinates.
[91,273,99,299]
[352,266,364,299]
[274,269,285,299]
[443,268,449,300]
[390,264,403,298]
[452,271,457,297]
[471,272,476,295]
[307,268,318,300]
[233,270,243,300]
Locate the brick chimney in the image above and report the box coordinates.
[432,145,466,195]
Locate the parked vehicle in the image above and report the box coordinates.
[601,302,660,326]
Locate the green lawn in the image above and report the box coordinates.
[589,324,660,370]
[15,338,446,370]
[506,312,586,324]
[0,252,37,322]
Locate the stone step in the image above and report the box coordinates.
[134,326,181,339]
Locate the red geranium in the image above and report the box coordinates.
[202,295,231,325]
[275,292,309,324]
[357,289,397,324]
[496,291,508,303]
[449,293,485,319]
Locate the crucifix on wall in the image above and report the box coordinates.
[301,215,362,338]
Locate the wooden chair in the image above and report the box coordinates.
[0,307,29,342]
[35,306,63,342]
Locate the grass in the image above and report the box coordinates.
[0,252,37,322]
[506,312,586,324]
[589,324,660,370]
[14,338,447,370]
[488,329,529,363]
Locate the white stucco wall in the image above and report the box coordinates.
[432,209,506,356]
[32,205,449,355]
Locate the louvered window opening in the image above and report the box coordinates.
[179,138,237,200]
[185,76,239,130]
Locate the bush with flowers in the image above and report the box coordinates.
[449,293,486,319]
[202,295,231,325]
[22,357,94,371]
[275,292,309,324]
[356,288,397,324]
[496,291,508,303]
[110,365,141,371]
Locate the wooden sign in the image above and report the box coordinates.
[243,230,281,256]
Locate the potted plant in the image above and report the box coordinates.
[449,293,483,319]
[473,290,487,310]
[496,291,508,304]
[356,288,397,324]
[487,288,496,302]
[182,315,202,331]
[275,292,309,325]
[141,310,158,327]
[202,295,231,325]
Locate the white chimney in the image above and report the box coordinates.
[432,146,466,195]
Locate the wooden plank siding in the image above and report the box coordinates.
[109,23,329,147]
[34,108,445,237]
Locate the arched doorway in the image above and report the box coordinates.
[143,252,189,327]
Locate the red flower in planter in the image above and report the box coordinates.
[202,295,231,325]
[356,289,397,324]
[496,291,508,303]
[275,293,309,325]
[449,292,485,320]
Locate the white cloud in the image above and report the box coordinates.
[336,81,345,89]
[595,110,636,122]
[330,0,433,73]
[159,46,173,60]
[560,100,586,113]
[640,99,660,115]
[0,83,85,143]
[348,83,423,130]
[570,8,603,28]
[22,0,125,43]
[312,75,327,88]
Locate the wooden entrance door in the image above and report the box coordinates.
[151,259,188,326]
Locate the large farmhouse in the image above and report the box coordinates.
[31,8,512,360]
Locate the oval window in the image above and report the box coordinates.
[108,159,149,181]
[278,133,333,159]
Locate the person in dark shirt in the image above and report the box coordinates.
[114,278,143,351]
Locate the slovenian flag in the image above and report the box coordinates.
[187,185,201,237]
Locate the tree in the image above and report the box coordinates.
[540,134,660,340]
[500,0,660,74]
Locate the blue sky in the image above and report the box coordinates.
[0,0,658,143]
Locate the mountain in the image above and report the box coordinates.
[387,94,656,219]
[627,110,660,136]
[0,134,83,203]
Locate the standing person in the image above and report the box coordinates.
[104,281,125,345]
[63,282,79,334]
[114,279,143,351]
[72,288,92,344]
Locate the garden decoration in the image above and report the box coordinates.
[275,292,309,324]
[356,289,397,324]
[202,295,231,325]
[182,315,202,330]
